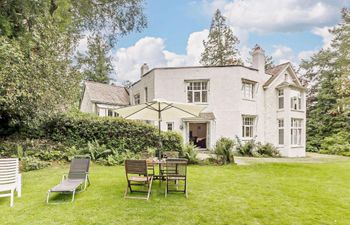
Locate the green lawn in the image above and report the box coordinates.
[1,161,350,225]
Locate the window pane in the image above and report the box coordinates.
[187,91,193,103]
[194,92,200,102]
[279,97,284,109]
[202,91,207,102]
[279,129,284,145]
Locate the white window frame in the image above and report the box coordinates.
[242,116,256,139]
[278,119,284,145]
[291,118,302,146]
[166,122,174,131]
[290,90,302,110]
[134,94,140,105]
[242,81,256,100]
[278,89,284,109]
[186,80,208,104]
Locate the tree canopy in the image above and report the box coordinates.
[200,9,241,66]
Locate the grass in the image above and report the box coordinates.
[1,161,350,225]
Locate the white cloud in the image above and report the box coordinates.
[271,45,296,64]
[312,26,335,49]
[113,30,209,82]
[298,50,317,62]
[206,0,345,33]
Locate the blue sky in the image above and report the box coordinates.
[111,0,350,82]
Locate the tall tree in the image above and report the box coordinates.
[0,0,146,135]
[265,55,275,70]
[300,8,350,152]
[200,9,241,66]
[78,35,113,83]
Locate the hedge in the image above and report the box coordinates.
[44,112,183,153]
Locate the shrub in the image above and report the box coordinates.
[319,132,350,156]
[256,143,280,157]
[44,113,183,154]
[212,137,235,164]
[21,156,50,172]
[235,136,256,157]
[182,143,199,164]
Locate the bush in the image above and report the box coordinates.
[212,137,235,164]
[21,156,50,172]
[182,143,199,164]
[44,113,183,154]
[235,136,256,157]
[256,143,280,157]
[319,132,350,156]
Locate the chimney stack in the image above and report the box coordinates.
[140,63,149,77]
[252,44,265,73]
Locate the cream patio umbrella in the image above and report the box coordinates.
[113,99,206,157]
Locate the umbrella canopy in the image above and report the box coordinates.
[114,99,206,122]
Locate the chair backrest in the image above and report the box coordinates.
[165,158,188,177]
[68,157,90,180]
[162,151,179,159]
[125,160,148,176]
[0,158,19,187]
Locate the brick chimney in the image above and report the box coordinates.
[252,44,265,73]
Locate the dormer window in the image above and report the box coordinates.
[242,80,256,100]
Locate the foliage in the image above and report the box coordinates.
[77,34,113,83]
[44,112,183,154]
[200,9,241,66]
[21,156,50,172]
[256,143,280,157]
[265,55,275,70]
[212,137,235,164]
[319,132,350,156]
[300,8,350,153]
[182,143,199,164]
[235,136,280,157]
[0,0,147,136]
[235,137,256,157]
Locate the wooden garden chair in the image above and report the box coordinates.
[164,158,188,198]
[124,160,153,200]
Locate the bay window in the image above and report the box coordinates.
[291,118,302,145]
[290,90,302,110]
[278,119,284,145]
[278,89,284,109]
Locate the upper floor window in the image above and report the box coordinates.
[290,90,302,110]
[144,87,148,102]
[187,81,208,103]
[166,122,174,131]
[278,119,284,145]
[242,81,255,100]
[134,94,140,105]
[242,116,255,138]
[278,89,284,109]
[291,118,302,145]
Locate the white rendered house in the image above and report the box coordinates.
[128,46,306,157]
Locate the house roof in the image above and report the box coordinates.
[263,62,290,88]
[84,81,129,106]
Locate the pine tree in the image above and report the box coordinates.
[77,35,113,83]
[300,8,350,152]
[200,9,241,66]
[265,55,275,70]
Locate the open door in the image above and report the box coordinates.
[188,123,208,149]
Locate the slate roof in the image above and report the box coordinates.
[84,81,129,106]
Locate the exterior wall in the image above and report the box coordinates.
[129,66,306,157]
[80,90,94,113]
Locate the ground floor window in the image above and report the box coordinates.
[291,118,302,145]
[166,122,174,131]
[278,119,284,145]
[242,116,255,138]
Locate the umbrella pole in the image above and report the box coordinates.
[158,102,162,159]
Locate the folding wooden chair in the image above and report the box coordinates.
[124,160,153,200]
[164,158,188,198]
